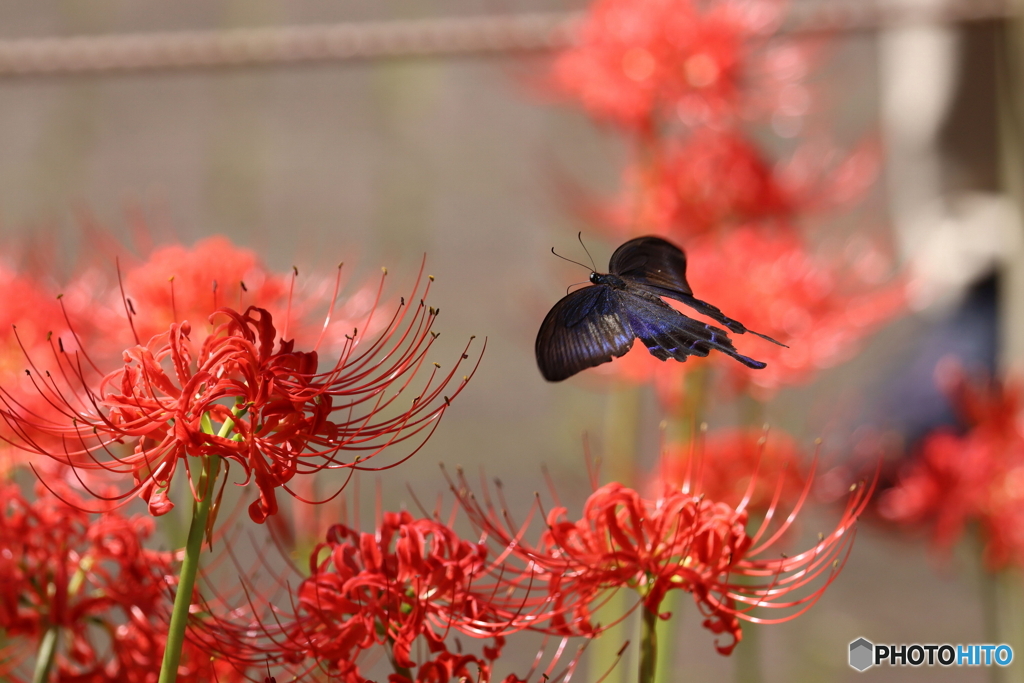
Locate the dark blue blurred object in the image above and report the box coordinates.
[876,272,999,447]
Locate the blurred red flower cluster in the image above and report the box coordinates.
[657,427,807,510]
[553,0,786,132]
[685,228,906,394]
[879,367,1024,571]
[609,131,794,237]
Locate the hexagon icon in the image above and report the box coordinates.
[849,638,874,671]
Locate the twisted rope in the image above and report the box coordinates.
[0,0,1011,78]
[0,13,580,77]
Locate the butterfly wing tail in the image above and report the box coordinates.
[676,293,787,348]
[725,350,767,369]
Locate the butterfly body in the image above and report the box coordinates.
[536,236,784,382]
[590,272,626,289]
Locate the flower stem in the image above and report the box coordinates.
[734,622,762,683]
[639,606,659,683]
[587,589,630,683]
[157,455,221,683]
[968,525,1014,683]
[32,552,96,682]
[652,593,677,683]
[387,636,413,680]
[740,394,764,431]
[605,383,641,487]
[588,385,641,683]
[31,625,59,683]
[979,565,1007,683]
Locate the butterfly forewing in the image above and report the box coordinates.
[536,286,636,382]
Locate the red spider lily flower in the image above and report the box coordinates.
[281,512,508,679]
[608,131,794,238]
[552,0,785,132]
[448,455,874,656]
[0,265,482,523]
[192,509,580,683]
[657,427,807,511]
[385,649,583,683]
[0,480,236,682]
[391,651,493,683]
[878,366,1024,571]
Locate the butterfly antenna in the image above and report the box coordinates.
[550,247,594,272]
[577,231,598,272]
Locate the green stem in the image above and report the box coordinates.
[639,606,659,683]
[31,625,59,683]
[679,366,709,442]
[734,622,762,683]
[652,593,676,683]
[157,455,221,683]
[387,636,413,680]
[740,394,765,431]
[967,526,1014,683]
[158,403,245,683]
[587,385,642,683]
[32,552,94,682]
[979,565,1005,683]
[587,589,630,683]
[605,383,641,487]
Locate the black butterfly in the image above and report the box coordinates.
[535,236,785,382]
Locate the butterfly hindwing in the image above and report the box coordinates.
[610,235,785,347]
[618,292,768,370]
[670,291,783,345]
[535,286,636,382]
